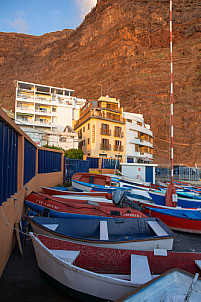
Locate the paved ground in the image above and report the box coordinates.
[1,230,201,302]
[0,238,78,302]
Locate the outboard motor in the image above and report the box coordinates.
[112,190,143,211]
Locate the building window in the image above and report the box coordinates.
[83,126,85,132]
[82,140,85,146]
[115,155,122,159]
[88,123,90,130]
[60,136,66,142]
[101,123,110,135]
[101,138,110,150]
[87,138,90,144]
[135,145,140,152]
[99,153,107,158]
[114,126,122,137]
[127,119,132,123]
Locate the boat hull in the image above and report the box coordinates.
[129,197,201,234]
[29,216,174,251]
[148,207,201,234]
[30,233,201,301]
[149,191,201,208]
[25,192,146,219]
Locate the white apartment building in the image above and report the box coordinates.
[15,81,86,148]
[123,112,154,163]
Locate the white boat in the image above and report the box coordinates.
[117,269,201,302]
[29,233,201,302]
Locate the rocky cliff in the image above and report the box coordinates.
[0,0,200,165]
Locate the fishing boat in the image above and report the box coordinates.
[72,177,127,193]
[128,196,201,233]
[28,216,175,251]
[148,190,201,208]
[29,233,201,301]
[117,269,201,302]
[144,206,201,234]
[25,192,146,219]
[71,173,152,200]
[177,191,201,200]
[41,186,112,198]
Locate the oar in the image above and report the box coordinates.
[183,273,199,302]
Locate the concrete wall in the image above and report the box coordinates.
[0,107,64,276]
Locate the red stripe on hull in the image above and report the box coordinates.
[38,234,201,276]
[41,187,112,199]
[149,210,201,234]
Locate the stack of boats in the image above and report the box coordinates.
[25,172,201,301]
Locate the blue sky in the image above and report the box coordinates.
[0,0,97,36]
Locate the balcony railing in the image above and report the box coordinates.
[35,109,51,114]
[113,145,124,151]
[17,93,34,101]
[100,129,111,136]
[74,110,125,129]
[16,107,34,112]
[114,131,124,138]
[35,120,51,125]
[100,143,111,150]
[35,97,51,104]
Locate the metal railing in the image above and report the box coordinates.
[155,166,200,181]
[100,129,111,136]
[113,145,124,151]
[0,121,18,204]
[100,143,111,150]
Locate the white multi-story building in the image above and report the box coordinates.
[15,81,86,148]
[123,112,154,163]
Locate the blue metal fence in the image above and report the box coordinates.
[101,158,119,170]
[0,120,18,205]
[38,149,62,174]
[24,138,36,185]
[65,158,89,183]
[87,157,99,169]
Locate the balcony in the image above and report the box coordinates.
[35,109,51,115]
[100,143,111,150]
[114,131,124,138]
[16,107,34,113]
[35,120,51,125]
[17,93,34,102]
[100,129,111,136]
[35,97,51,104]
[113,145,124,152]
[74,109,125,129]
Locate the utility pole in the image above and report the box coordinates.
[170,0,174,184]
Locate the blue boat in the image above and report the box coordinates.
[148,191,201,208]
[72,178,130,193]
[28,215,175,251]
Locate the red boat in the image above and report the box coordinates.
[25,192,147,219]
[41,186,112,198]
[129,197,201,234]
[72,172,113,186]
